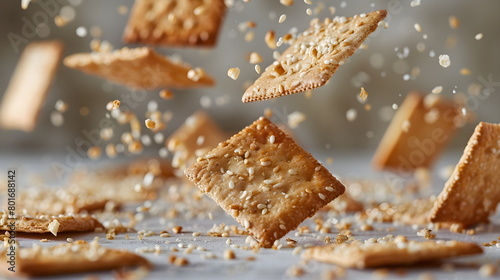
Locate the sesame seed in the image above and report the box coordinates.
[261,208,268,215]
[318,193,326,200]
[325,186,334,192]
[288,169,298,175]
[255,65,261,74]
[432,86,443,94]
[229,181,235,189]
[306,8,312,15]
[279,14,287,23]
[304,0,312,4]
[227,67,240,80]
[475,33,483,40]
[414,23,422,32]
[273,183,283,189]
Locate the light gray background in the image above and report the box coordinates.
[0,0,499,157]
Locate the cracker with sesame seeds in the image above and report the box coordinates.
[242,10,387,103]
[302,239,482,269]
[123,0,227,47]
[0,211,103,235]
[372,92,462,173]
[0,41,63,132]
[64,47,214,90]
[0,240,151,277]
[184,117,345,248]
[429,122,500,227]
[167,111,227,170]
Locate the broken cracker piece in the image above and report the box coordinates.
[0,40,63,131]
[64,47,214,90]
[303,239,482,269]
[123,0,227,47]
[372,92,462,173]
[430,122,500,227]
[184,117,345,248]
[0,211,103,235]
[167,111,226,170]
[0,240,151,277]
[242,10,387,102]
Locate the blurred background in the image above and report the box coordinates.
[0,0,499,161]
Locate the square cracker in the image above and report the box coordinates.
[302,239,482,269]
[63,47,214,90]
[430,122,500,227]
[372,92,462,173]
[0,240,151,277]
[167,111,227,170]
[242,10,387,102]
[184,117,345,247]
[123,0,227,47]
[0,211,103,235]
[0,41,63,132]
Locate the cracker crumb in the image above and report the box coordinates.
[479,263,497,277]
[48,219,60,236]
[223,249,236,260]
[159,89,174,99]
[145,119,156,129]
[359,87,369,101]
[475,33,483,40]
[249,52,263,64]
[287,111,306,128]
[172,226,183,234]
[228,67,240,80]
[265,30,277,49]
[438,54,451,68]
[449,16,460,29]
[280,0,294,6]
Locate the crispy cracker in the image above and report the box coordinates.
[167,111,226,170]
[0,240,151,277]
[372,92,462,172]
[430,122,500,227]
[184,117,345,247]
[242,10,386,102]
[0,41,63,131]
[123,0,227,47]
[63,47,214,90]
[303,239,483,269]
[364,197,435,226]
[0,211,103,235]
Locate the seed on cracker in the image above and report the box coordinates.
[242,10,387,102]
[302,239,482,269]
[64,47,214,90]
[372,92,462,172]
[429,122,500,227]
[0,211,103,235]
[0,41,63,131]
[123,0,227,47]
[184,117,345,247]
[167,111,226,170]
[0,240,151,277]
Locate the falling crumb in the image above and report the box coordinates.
[172,226,183,234]
[346,109,357,122]
[118,5,128,15]
[414,23,422,32]
[48,219,60,236]
[254,65,261,74]
[173,257,189,267]
[286,266,305,277]
[359,87,369,102]
[265,30,277,49]
[280,0,294,6]
[306,8,312,16]
[223,249,236,260]
[460,68,471,75]
[159,89,174,99]
[304,0,312,5]
[278,14,287,23]
[432,86,443,94]
[21,0,31,9]
[249,52,262,64]
[40,239,49,242]
[449,16,460,29]
[106,100,120,111]
[227,68,240,80]
[55,100,68,112]
[410,0,421,7]
[287,111,306,128]
[145,119,156,129]
[479,263,497,277]
[87,146,101,160]
[475,33,483,40]
[417,228,436,239]
[438,54,451,68]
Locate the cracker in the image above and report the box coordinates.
[242,10,387,102]
[0,211,103,235]
[63,47,214,90]
[0,240,151,277]
[429,122,500,227]
[184,117,345,247]
[167,111,226,170]
[372,92,462,173]
[302,239,483,269]
[0,41,63,131]
[123,0,227,47]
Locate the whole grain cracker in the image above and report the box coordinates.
[0,41,63,131]
[372,92,462,173]
[64,47,214,90]
[429,122,500,227]
[0,211,103,235]
[303,239,482,269]
[167,111,226,170]
[184,117,345,247]
[0,240,151,277]
[123,0,227,47]
[242,10,387,102]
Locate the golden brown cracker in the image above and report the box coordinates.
[63,47,214,90]
[123,0,227,47]
[0,211,103,235]
[430,122,500,227]
[184,117,345,248]
[0,41,63,131]
[0,240,151,277]
[372,92,462,173]
[303,239,483,269]
[242,10,387,102]
[167,111,226,170]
